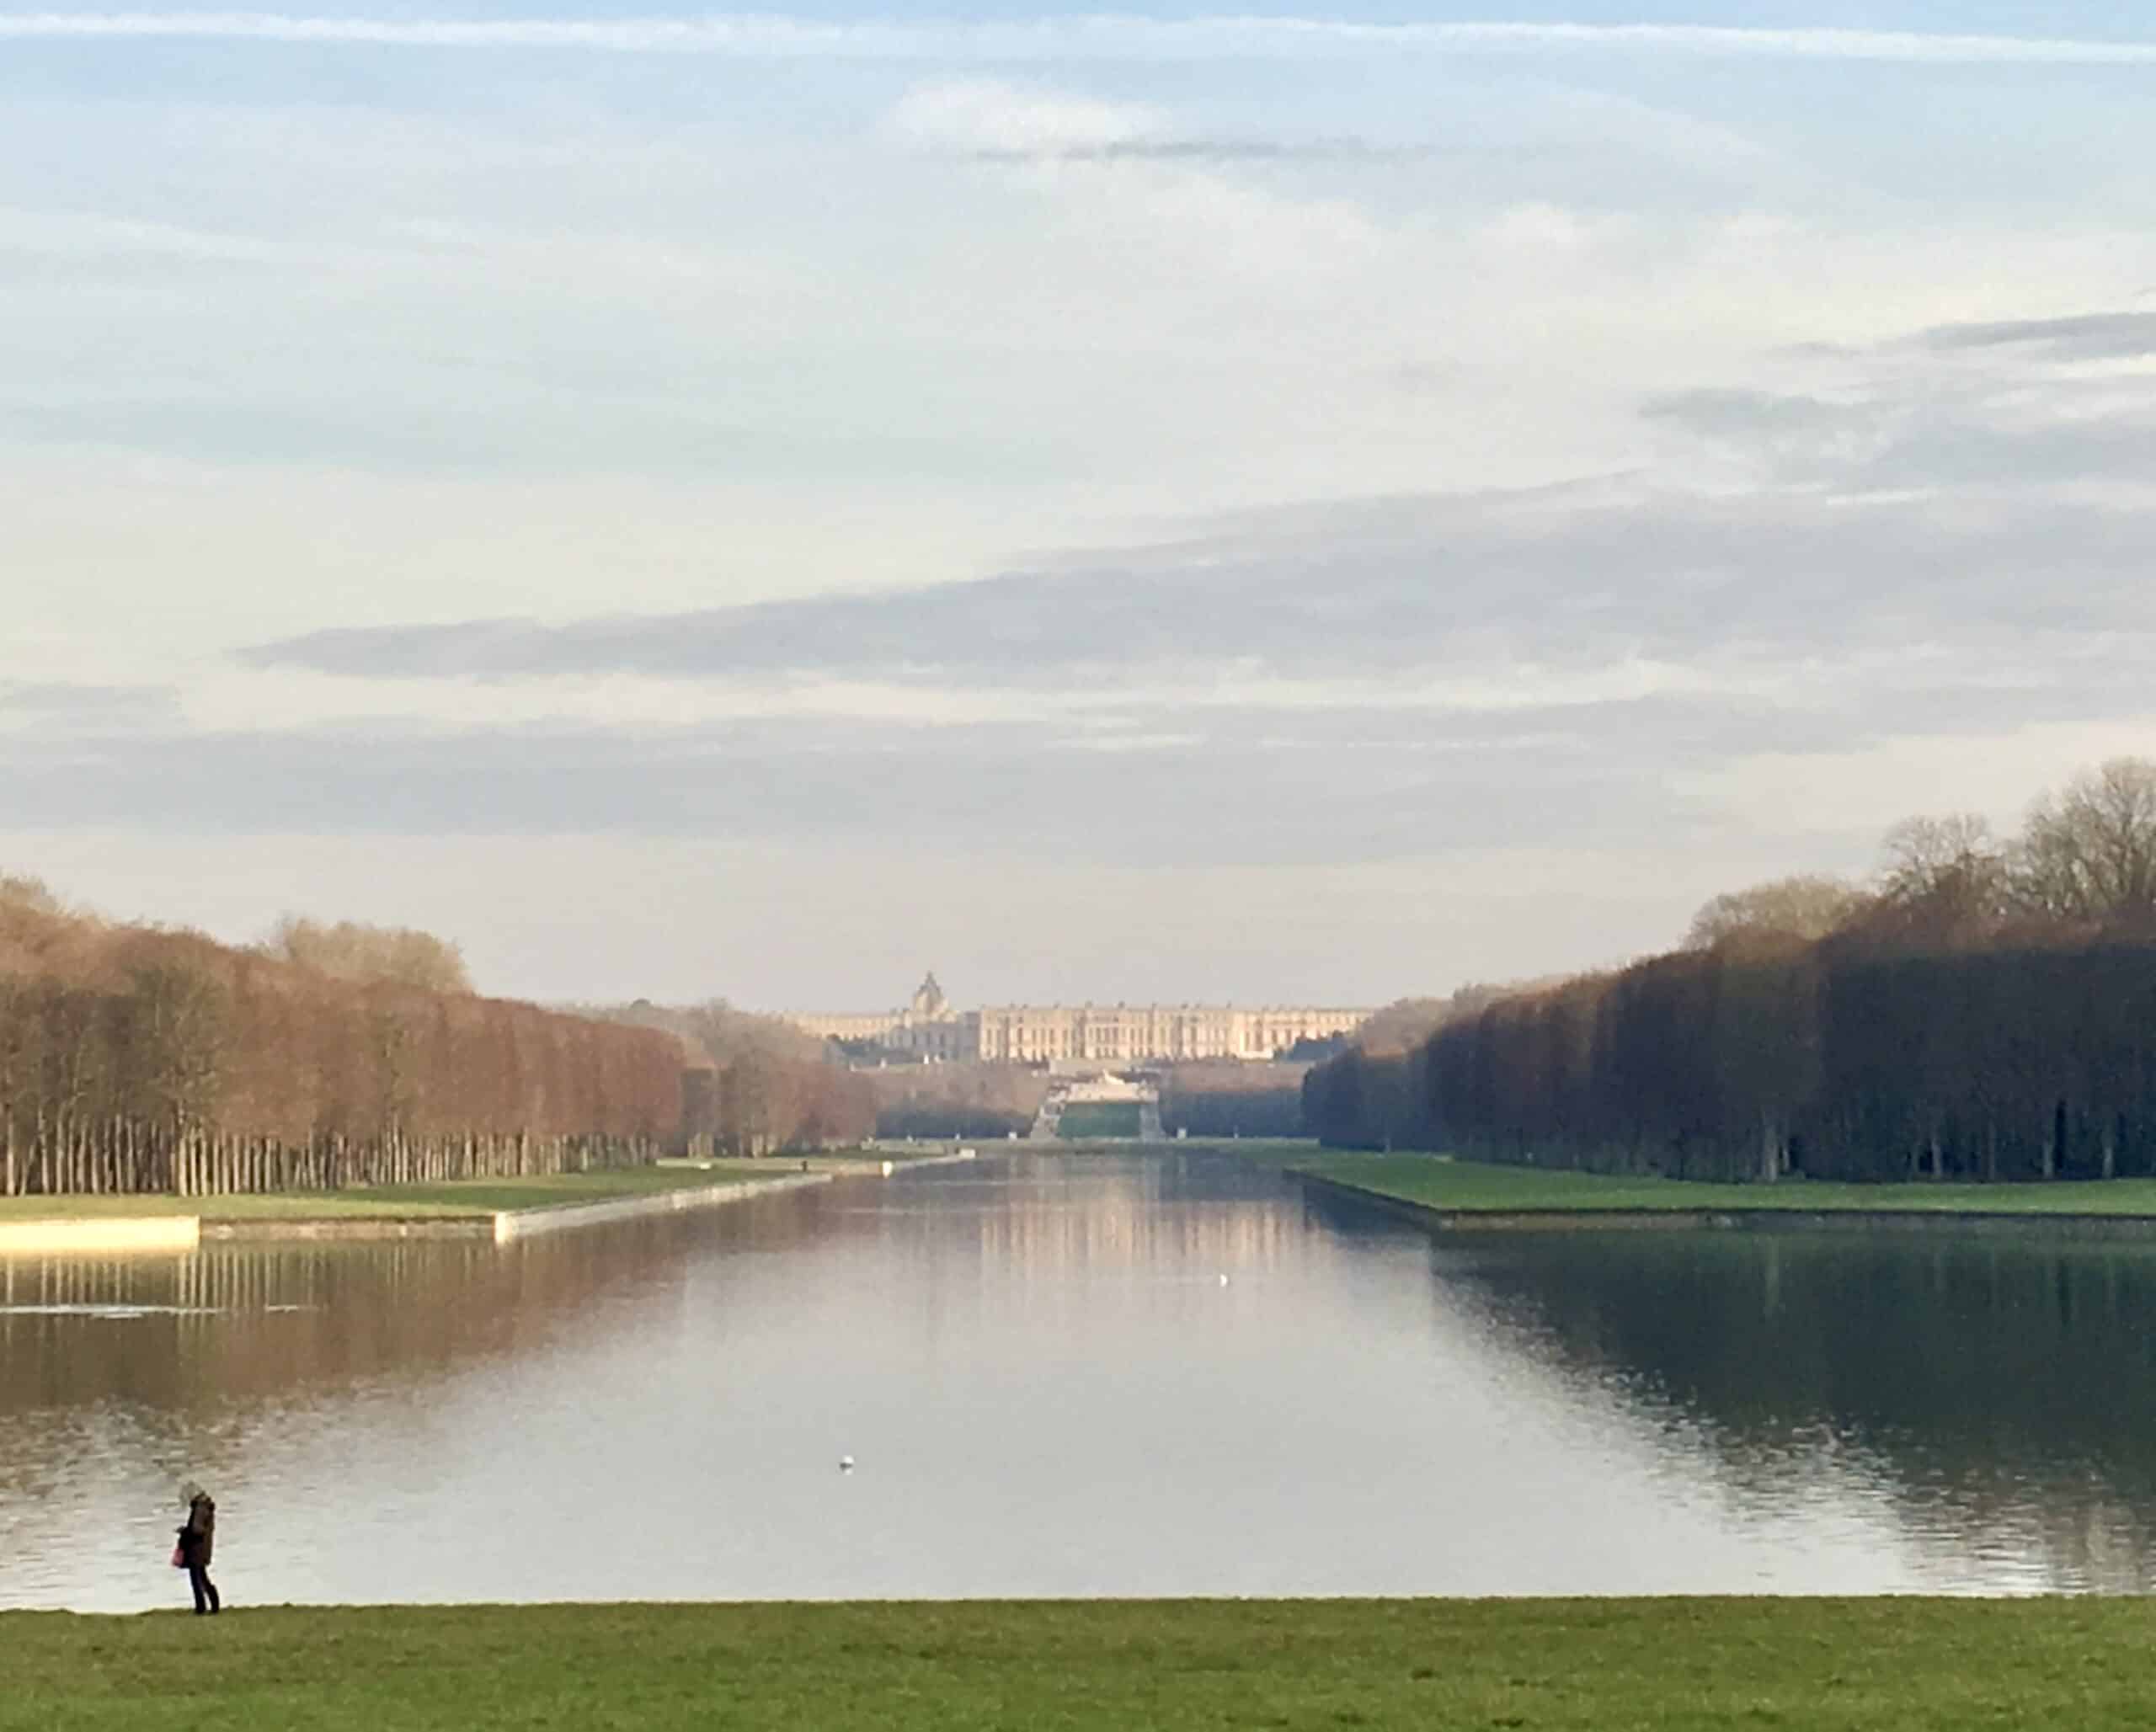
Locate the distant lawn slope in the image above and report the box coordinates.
[1056,1101,1143,1139]
[1262,1150,2156,1218]
[7,1599,2156,1731]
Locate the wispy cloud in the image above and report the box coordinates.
[7,13,2156,64]
[1914,311,2156,361]
[239,478,2156,737]
[0,709,1716,864]
[10,5,2156,994]
[212,298,2156,874]
[0,679,179,727]
[891,76,1440,167]
[1651,305,2156,490]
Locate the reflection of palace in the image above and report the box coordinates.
[791,973,1369,1064]
[969,1184,1299,1274]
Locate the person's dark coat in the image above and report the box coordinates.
[179,1495,215,1568]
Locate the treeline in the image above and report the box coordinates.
[0,881,682,1196]
[860,1059,1316,1140]
[1160,1062,1308,1138]
[262,914,472,994]
[592,999,876,1154]
[866,1061,1049,1140]
[1307,759,2156,1184]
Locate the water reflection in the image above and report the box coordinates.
[4,1153,2155,1607]
[1406,1223,2156,1593]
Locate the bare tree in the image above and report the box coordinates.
[2014,758,2156,926]
[121,961,229,1132]
[1352,998,1456,1054]
[267,916,472,994]
[0,873,60,915]
[1685,875,1872,949]
[1876,814,2012,925]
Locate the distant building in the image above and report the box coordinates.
[790,973,979,1061]
[788,974,1368,1064]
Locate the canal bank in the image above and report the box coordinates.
[0,1149,979,1253]
[4,1597,2148,1731]
[1256,1148,2156,1234]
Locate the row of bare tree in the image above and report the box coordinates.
[589,999,877,1154]
[863,1060,1049,1141]
[1159,1062,1309,1138]
[0,882,683,1196]
[1307,758,2156,1183]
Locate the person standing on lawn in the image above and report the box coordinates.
[177,1488,219,1615]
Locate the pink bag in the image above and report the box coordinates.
[170,1545,185,1569]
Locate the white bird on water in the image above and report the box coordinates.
[839,1456,855,1473]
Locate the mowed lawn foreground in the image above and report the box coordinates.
[7,1599,2156,1731]
[1256,1148,2156,1218]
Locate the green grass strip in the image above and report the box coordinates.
[0,1162,810,1223]
[4,1598,2153,1731]
[1257,1148,2156,1217]
[1056,1101,1145,1138]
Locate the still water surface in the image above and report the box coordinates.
[5,1151,2156,1608]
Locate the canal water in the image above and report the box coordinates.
[6,1150,2156,1609]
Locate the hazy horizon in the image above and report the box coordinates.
[6,3,2155,1008]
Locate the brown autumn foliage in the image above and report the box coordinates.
[262,914,473,994]
[586,999,876,1154]
[862,1060,1050,1141]
[1684,875,1875,950]
[0,887,684,1195]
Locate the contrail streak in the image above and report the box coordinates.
[3,13,2156,63]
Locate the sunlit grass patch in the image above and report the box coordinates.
[4,1599,2153,1731]
[1271,1150,2156,1218]
[0,1162,809,1223]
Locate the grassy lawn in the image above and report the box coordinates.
[1056,1101,1145,1139]
[5,1598,2155,1730]
[0,1162,808,1223]
[1262,1148,2156,1218]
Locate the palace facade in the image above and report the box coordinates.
[789,974,1369,1065]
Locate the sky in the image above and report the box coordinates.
[3,3,2155,1010]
